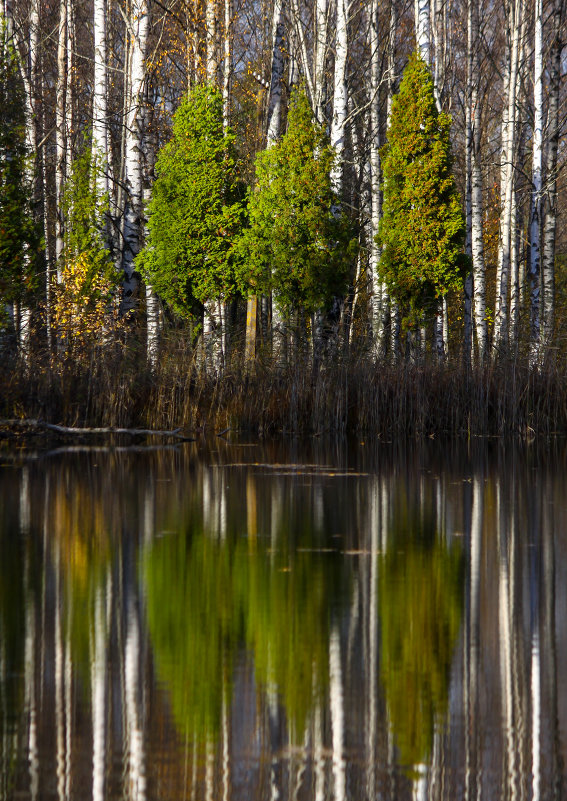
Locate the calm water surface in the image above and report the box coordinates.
[0,438,566,800]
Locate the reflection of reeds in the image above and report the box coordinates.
[3,339,567,436]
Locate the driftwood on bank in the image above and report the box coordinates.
[0,419,196,441]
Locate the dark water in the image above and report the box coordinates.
[0,437,566,800]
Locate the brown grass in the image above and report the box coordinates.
[2,337,567,438]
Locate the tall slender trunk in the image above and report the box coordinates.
[329,0,348,198]
[206,0,218,82]
[369,0,387,357]
[493,0,522,356]
[465,0,487,363]
[528,0,543,360]
[121,0,149,315]
[416,0,431,64]
[266,0,285,146]
[222,0,232,127]
[541,0,563,345]
[55,0,67,278]
[314,0,328,123]
[93,0,109,197]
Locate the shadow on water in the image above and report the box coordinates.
[0,436,565,799]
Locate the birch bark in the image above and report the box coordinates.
[369,0,388,357]
[92,0,109,198]
[55,0,67,278]
[528,0,543,359]
[493,0,522,355]
[120,0,149,315]
[329,0,348,197]
[314,0,328,123]
[541,0,563,345]
[266,0,285,146]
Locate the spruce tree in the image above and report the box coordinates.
[239,87,355,318]
[137,85,244,321]
[378,52,466,328]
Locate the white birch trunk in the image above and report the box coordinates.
[266,0,287,360]
[510,186,523,348]
[529,0,543,359]
[222,0,232,127]
[470,0,487,363]
[266,0,285,146]
[541,0,561,345]
[55,0,67,278]
[121,0,149,315]
[369,0,388,358]
[92,0,109,198]
[493,0,522,355]
[206,0,218,82]
[329,0,348,198]
[314,0,329,123]
[416,0,431,65]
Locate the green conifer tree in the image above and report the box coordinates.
[137,85,244,320]
[0,28,40,315]
[378,52,467,328]
[239,87,355,318]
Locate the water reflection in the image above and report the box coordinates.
[0,441,565,799]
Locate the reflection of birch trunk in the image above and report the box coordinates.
[125,610,146,800]
[329,625,345,801]
[493,0,522,354]
[55,550,67,801]
[313,700,325,801]
[497,480,515,799]
[366,478,380,799]
[92,587,108,801]
[464,474,482,801]
[531,626,541,801]
[25,595,39,801]
[205,737,215,801]
[222,680,230,801]
[412,763,427,801]
[542,486,558,791]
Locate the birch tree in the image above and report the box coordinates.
[465,0,487,362]
[120,0,149,316]
[92,0,109,199]
[329,0,348,198]
[528,0,543,360]
[541,0,564,345]
[493,0,523,355]
[369,0,388,357]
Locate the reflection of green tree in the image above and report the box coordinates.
[379,523,463,768]
[144,532,241,746]
[235,546,338,737]
[144,528,345,749]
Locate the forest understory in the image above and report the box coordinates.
[3,334,567,440]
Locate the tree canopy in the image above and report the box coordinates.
[378,51,467,327]
[239,86,356,318]
[137,84,245,320]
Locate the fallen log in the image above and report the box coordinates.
[0,419,196,441]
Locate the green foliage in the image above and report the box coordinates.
[143,496,346,749]
[138,84,245,319]
[0,30,41,308]
[379,509,463,769]
[378,52,467,327]
[61,141,114,290]
[238,86,356,316]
